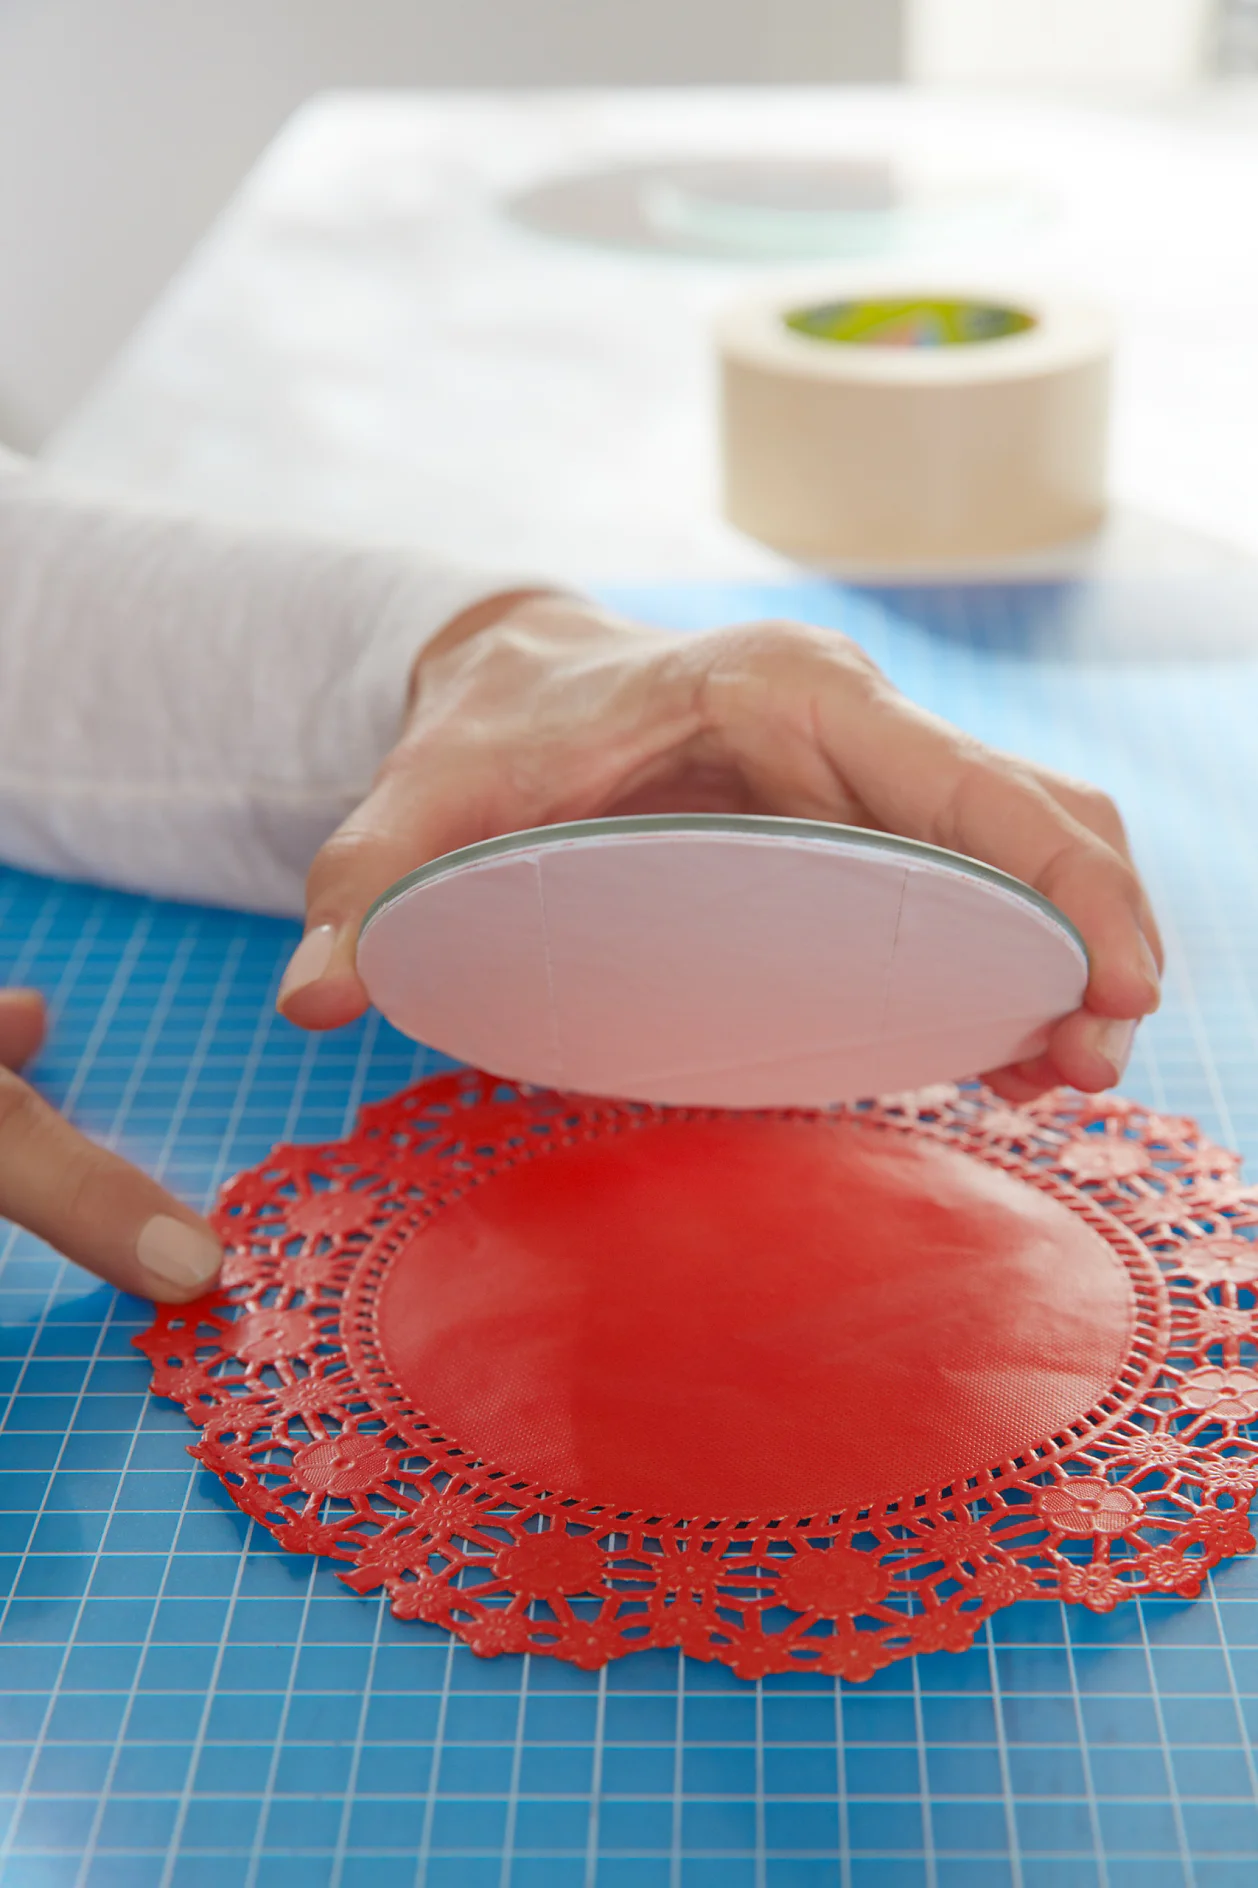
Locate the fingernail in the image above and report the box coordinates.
[1093,1017,1137,1082]
[137,1214,222,1291]
[278,924,337,1007]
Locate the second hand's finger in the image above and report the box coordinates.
[0,989,47,1071]
[0,1066,222,1303]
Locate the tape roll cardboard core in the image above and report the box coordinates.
[784,296,1036,348]
[719,283,1110,567]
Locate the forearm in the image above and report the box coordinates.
[0,455,536,916]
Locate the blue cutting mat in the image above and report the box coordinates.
[3,576,1258,1888]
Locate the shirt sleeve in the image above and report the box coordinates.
[0,453,544,917]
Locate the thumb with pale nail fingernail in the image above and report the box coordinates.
[277,923,368,1031]
[278,924,337,1006]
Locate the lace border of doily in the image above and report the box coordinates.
[138,1074,1258,1679]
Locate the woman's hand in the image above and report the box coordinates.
[278,595,1162,1101]
[0,988,222,1301]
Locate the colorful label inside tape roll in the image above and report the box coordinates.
[784,297,1036,348]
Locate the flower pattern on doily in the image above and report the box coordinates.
[288,1432,394,1497]
[1037,1479,1145,1536]
[137,1073,1258,1680]
[1179,1367,1258,1423]
[775,1547,892,1617]
[1171,1235,1258,1286]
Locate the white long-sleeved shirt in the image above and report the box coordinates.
[0,449,531,917]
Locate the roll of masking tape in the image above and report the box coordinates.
[718,288,1112,566]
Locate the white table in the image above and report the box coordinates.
[43,86,1258,587]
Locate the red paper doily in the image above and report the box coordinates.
[138,1072,1258,1680]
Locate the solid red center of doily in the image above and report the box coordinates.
[375,1115,1136,1514]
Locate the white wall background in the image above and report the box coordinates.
[1219,0,1258,68]
[907,0,1214,89]
[0,0,900,449]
